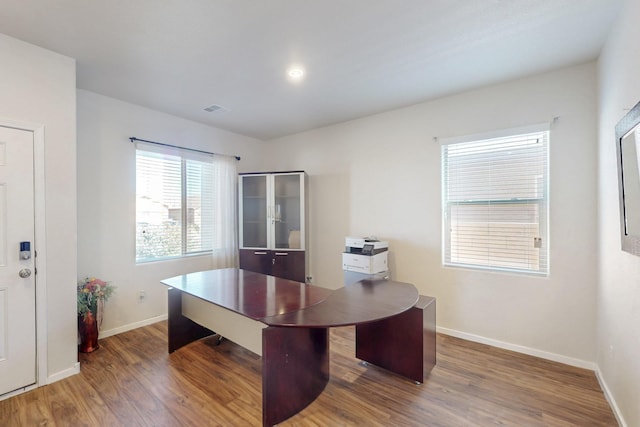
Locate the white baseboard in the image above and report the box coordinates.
[436,326,597,370]
[99,314,168,339]
[47,362,81,385]
[595,368,627,427]
[0,384,37,402]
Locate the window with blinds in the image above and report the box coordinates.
[136,145,214,262]
[442,128,549,275]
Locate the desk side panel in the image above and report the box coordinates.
[356,295,436,383]
[421,297,437,372]
[262,327,329,426]
[167,287,215,353]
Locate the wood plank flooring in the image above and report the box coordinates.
[0,322,618,426]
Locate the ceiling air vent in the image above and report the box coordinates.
[203,104,229,113]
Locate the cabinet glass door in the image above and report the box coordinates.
[241,175,268,248]
[273,174,302,249]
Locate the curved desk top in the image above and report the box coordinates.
[161,268,332,320]
[161,268,419,327]
[262,278,419,327]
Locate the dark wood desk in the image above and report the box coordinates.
[161,268,435,426]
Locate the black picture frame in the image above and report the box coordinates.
[615,100,640,256]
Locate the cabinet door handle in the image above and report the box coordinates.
[274,252,288,256]
[254,251,268,255]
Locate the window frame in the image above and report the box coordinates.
[440,124,550,276]
[135,143,214,263]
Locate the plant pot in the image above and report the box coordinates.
[78,311,99,353]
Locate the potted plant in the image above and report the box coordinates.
[77,277,115,353]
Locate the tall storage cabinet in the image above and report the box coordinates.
[239,171,308,282]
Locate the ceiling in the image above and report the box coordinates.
[0,0,623,140]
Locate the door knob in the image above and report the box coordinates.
[19,268,31,278]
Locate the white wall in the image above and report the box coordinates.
[77,90,265,335]
[267,63,600,367]
[597,0,640,425]
[0,34,77,380]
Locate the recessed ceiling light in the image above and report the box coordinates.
[287,66,305,81]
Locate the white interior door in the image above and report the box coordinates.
[0,126,36,396]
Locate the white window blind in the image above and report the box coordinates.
[442,128,549,275]
[136,144,214,262]
[185,159,214,253]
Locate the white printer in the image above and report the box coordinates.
[342,237,388,275]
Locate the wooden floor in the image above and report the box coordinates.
[0,322,617,426]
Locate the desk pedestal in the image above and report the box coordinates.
[356,295,436,383]
[262,327,329,426]
[167,287,214,353]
